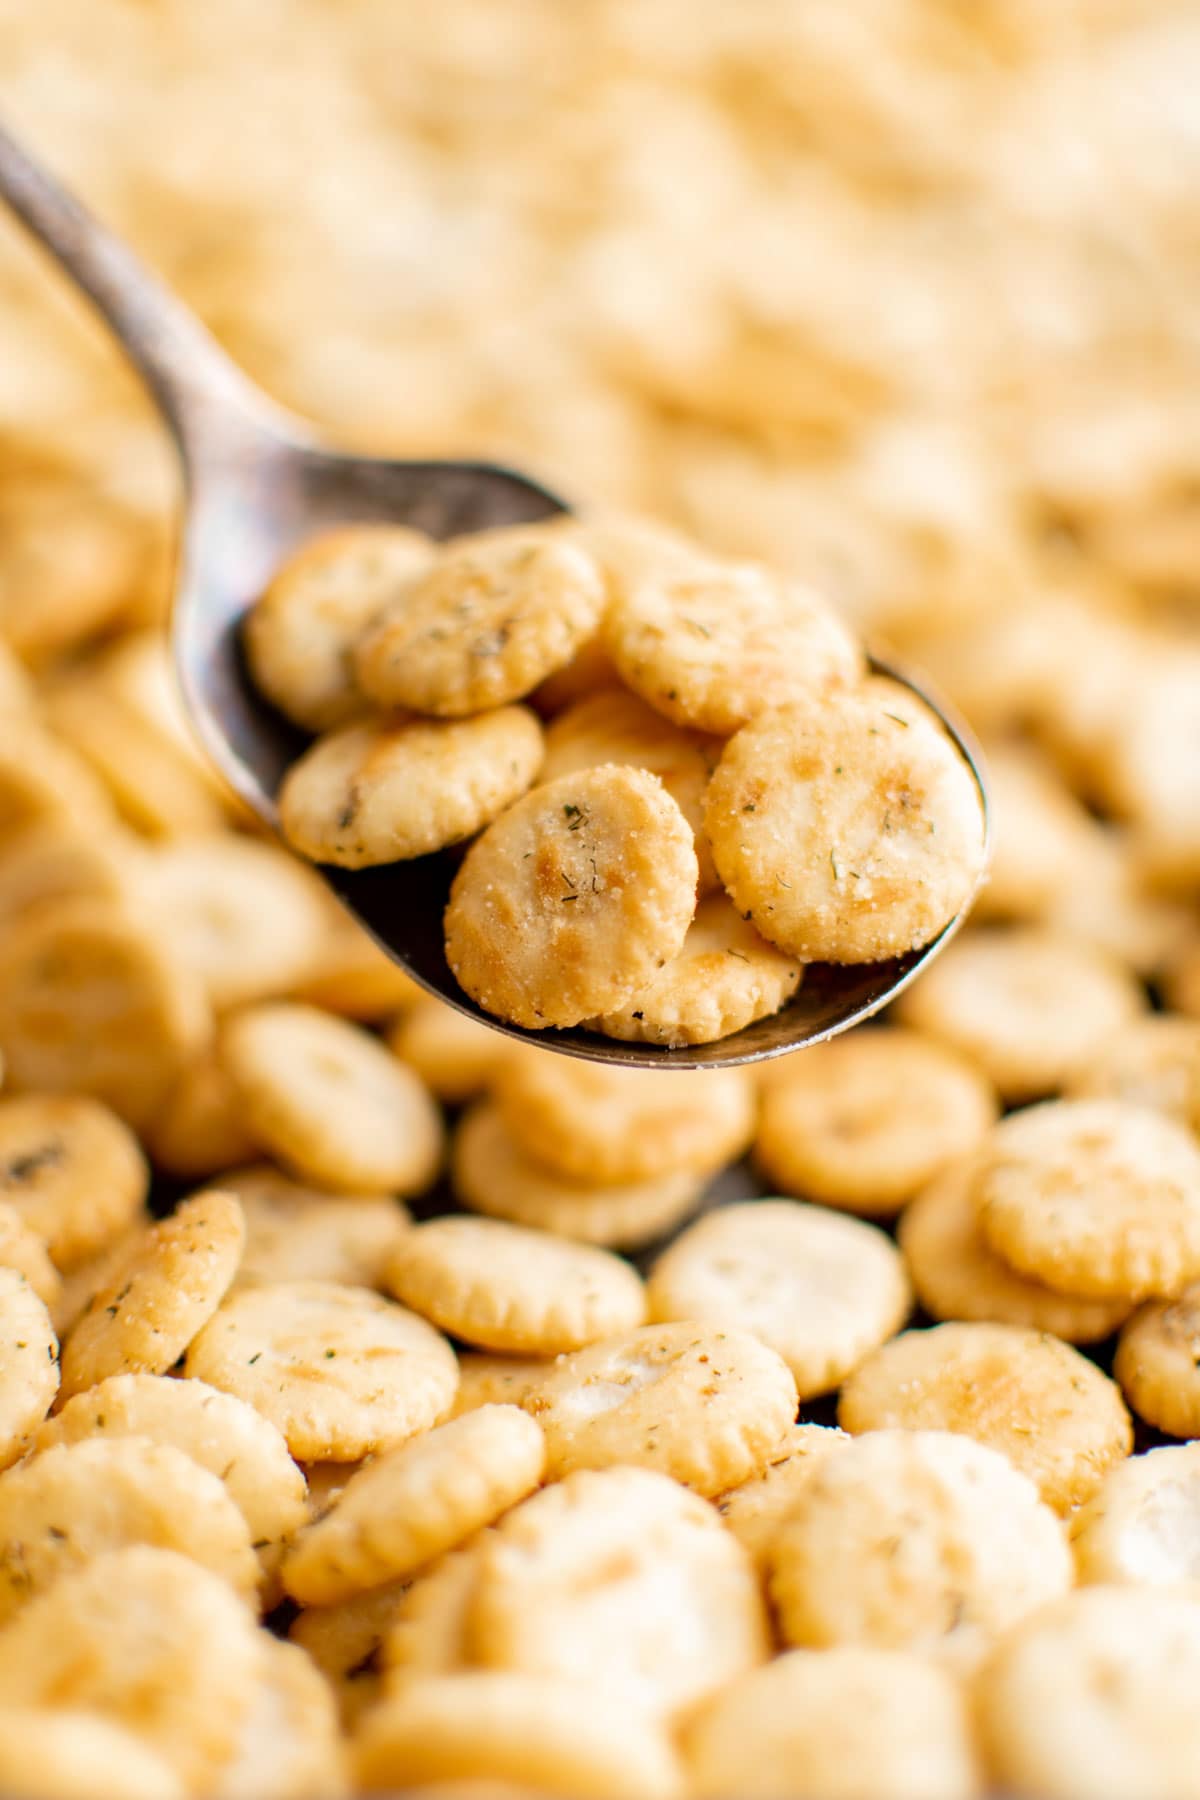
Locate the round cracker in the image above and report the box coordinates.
[704,679,986,963]
[380,1537,488,1686]
[0,1546,264,1792]
[975,1099,1200,1301]
[386,1216,647,1354]
[220,1003,443,1197]
[494,1050,754,1184]
[755,1027,998,1216]
[34,1372,308,1552]
[0,1436,259,1620]
[284,1404,544,1604]
[290,1579,412,1687]
[714,1425,849,1570]
[244,523,433,733]
[387,998,512,1105]
[355,524,607,717]
[0,1201,60,1309]
[600,551,862,735]
[185,1280,458,1461]
[49,1219,150,1340]
[0,897,212,1131]
[1067,1014,1200,1132]
[279,708,544,869]
[896,925,1147,1104]
[525,1321,798,1497]
[585,893,802,1047]
[1071,1443,1200,1588]
[839,1320,1132,1515]
[216,1634,346,1800]
[0,819,143,930]
[220,1166,410,1292]
[683,1647,982,1800]
[0,1709,183,1800]
[899,1159,1132,1343]
[648,1199,910,1400]
[294,908,423,1021]
[445,1352,556,1420]
[353,1672,683,1799]
[767,1429,1071,1671]
[146,1055,259,1182]
[1114,1285,1200,1438]
[139,837,327,1012]
[0,1267,58,1470]
[541,686,722,888]
[0,1092,148,1270]
[0,718,115,845]
[469,1465,767,1720]
[976,1588,1200,1800]
[59,1190,245,1402]
[452,1101,706,1250]
[444,764,698,1030]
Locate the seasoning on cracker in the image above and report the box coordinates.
[283,1405,544,1604]
[714,1424,849,1570]
[525,1320,798,1496]
[975,1098,1200,1302]
[704,677,986,964]
[444,764,699,1030]
[244,524,433,734]
[0,1436,259,1620]
[355,523,607,717]
[184,1280,458,1461]
[279,708,544,869]
[0,1546,263,1793]
[839,1320,1132,1515]
[585,892,802,1047]
[58,1190,245,1402]
[446,1352,555,1420]
[541,685,722,888]
[35,1371,308,1557]
[600,550,862,735]
[0,1267,58,1471]
[900,1159,1132,1344]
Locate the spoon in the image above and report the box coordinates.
[0,119,989,1070]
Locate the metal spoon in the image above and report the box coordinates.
[0,119,989,1070]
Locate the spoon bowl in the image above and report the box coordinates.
[0,119,989,1068]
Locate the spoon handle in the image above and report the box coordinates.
[0,115,279,456]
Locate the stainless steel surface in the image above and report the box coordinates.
[0,117,990,1068]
